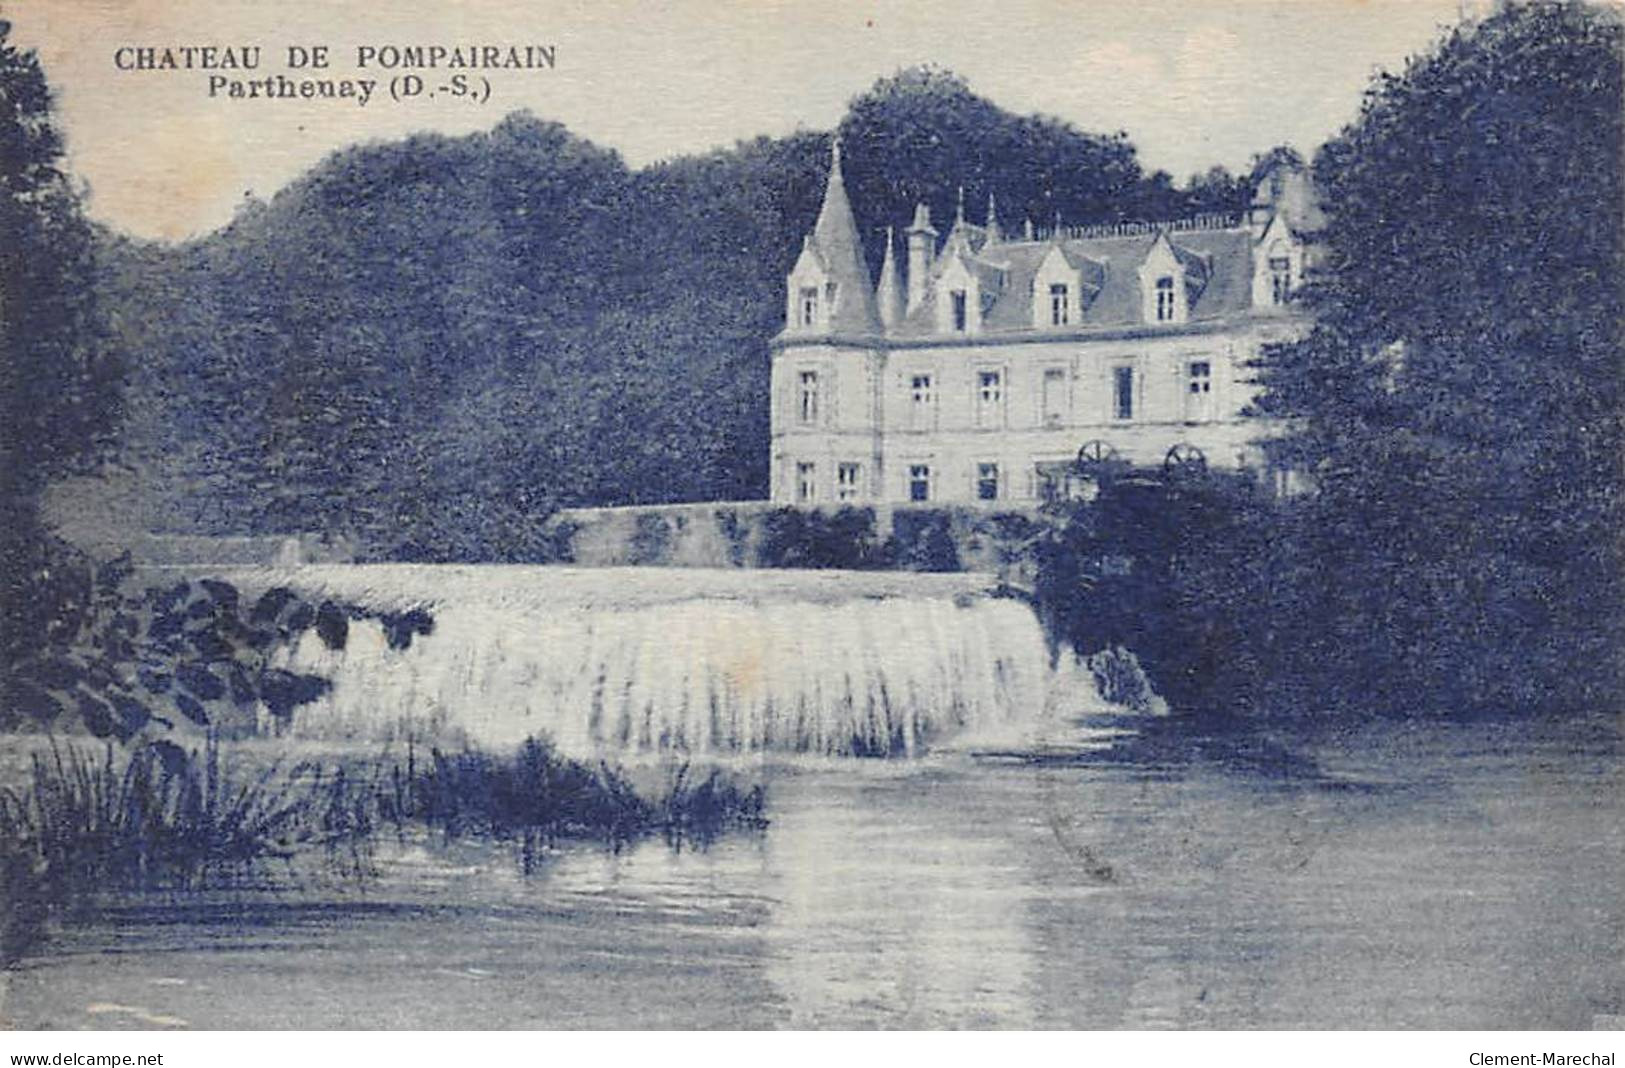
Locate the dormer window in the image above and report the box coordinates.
[1049,283,1070,326]
[1269,243,1293,304]
[1155,277,1177,322]
[951,290,968,332]
[799,286,818,327]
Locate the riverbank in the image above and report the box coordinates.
[3,710,1617,1029]
[0,734,769,967]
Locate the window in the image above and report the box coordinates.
[799,287,818,327]
[796,462,816,503]
[1269,253,1292,305]
[1042,367,1068,428]
[837,462,862,501]
[977,463,1000,501]
[824,282,838,310]
[1113,365,1134,420]
[1186,360,1212,422]
[1155,276,1177,322]
[910,373,935,429]
[951,290,968,332]
[976,369,1003,428]
[798,370,820,425]
[908,464,932,502]
[1049,283,1069,326]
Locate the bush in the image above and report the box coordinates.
[628,513,674,566]
[1035,469,1282,716]
[757,507,881,569]
[379,737,767,861]
[1,547,433,739]
[886,510,961,572]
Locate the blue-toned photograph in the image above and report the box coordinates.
[0,0,1619,1032]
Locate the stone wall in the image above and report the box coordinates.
[546,500,1048,578]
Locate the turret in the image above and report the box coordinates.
[905,202,937,313]
[876,226,905,330]
[984,192,1001,248]
[785,138,882,335]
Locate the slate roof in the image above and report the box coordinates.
[808,141,883,335]
[890,225,1256,338]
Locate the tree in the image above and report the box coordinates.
[0,18,120,687]
[837,66,1150,267]
[1254,2,1624,714]
[0,21,116,497]
[1180,165,1248,217]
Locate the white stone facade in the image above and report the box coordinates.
[769,145,1322,506]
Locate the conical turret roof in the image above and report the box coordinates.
[808,138,882,335]
[876,226,904,330]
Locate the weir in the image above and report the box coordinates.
[258,565,1076,758]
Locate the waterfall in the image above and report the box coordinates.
[262,565,1062,758]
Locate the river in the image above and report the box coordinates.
[3,712,1617,1029]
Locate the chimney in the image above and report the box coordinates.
[905,202,937,313]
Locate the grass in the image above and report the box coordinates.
[0,734,768,965]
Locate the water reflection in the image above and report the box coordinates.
[3,716,1619,1029]
[762,764,1042,1028]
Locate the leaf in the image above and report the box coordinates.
[259,669,330,718]
[75,690,125,740]
[176,663,226,701]
[250,586,296,624]
[199,578,240,610]
[315,602,349,651]
[138,667,172,694]
[186,629,236,662]
[173,692,211,726]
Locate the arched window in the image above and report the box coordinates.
[798,371,820,424]
[1155,276,1177,322]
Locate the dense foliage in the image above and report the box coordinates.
[1039,5,1623,720]
[110,69,1254,561]
[0,22,123,729]
[0,563,426,739]
[1249,3,1623,715]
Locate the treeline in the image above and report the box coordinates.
[1042,3,1624,719]
[109,67,1263,561]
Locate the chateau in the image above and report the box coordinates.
[769,142,1321,505]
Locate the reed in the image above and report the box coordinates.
[1,734,768,963]
[0,738,373,964]
[380,737,768,850]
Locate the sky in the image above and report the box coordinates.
[6,0,1466,242]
